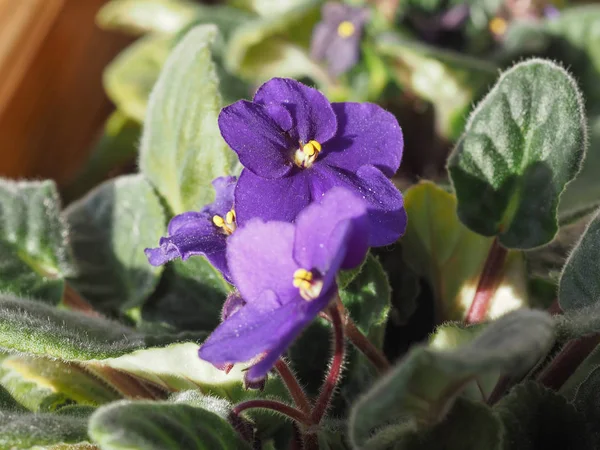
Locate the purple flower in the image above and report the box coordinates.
[144,176,237,281]
[310,3,370,76]
[219,77,406,247]
[198,188,369,382]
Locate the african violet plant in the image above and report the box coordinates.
[3,0,600,449]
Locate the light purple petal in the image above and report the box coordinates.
[199,292,305,366]
[227,219,299,305]
[324,35,362,76]
[234,169,312,226]
[253,78,337,145]
[218,100,293,179]
[293,187,369,272]
[321,102,403,177]
[221,292,246,322]
[312,164,406,246]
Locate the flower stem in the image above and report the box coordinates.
[312,304,345,423]
[233,399,313,427]
[275,359,312,416]
[330,297,391,373]
[465,238,508,324]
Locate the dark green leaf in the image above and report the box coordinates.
[448,59,587,249]
[65,175,165,316]
[495,382,593,450]
[89,400,252,450]
[401,181,528,322]
[139,24,235,215]
[0,410,90,449]
[348,310,554,447]
[0,179,74,303]
[559,208,600,311]
[572,365,600,447]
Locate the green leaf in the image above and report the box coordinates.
[401,181,528,322]
[65,175,165,316]
[558,208,600,312]
[229,0,314,17]
[0,354,119,408]
[0,410,90,449]
[89,400,252,450]
[225,0,328,84]
[447,58,587,249]
[376,32,497,140]
[572,365,600,447]
[348,310,554,447]
[139,24,235,215]
[0,179,74,304]
[97,0,202,35]
[104,33,174,123]
[0,296,146,360]
[361,398,503,450]
[141,257,229,332]
[495,382,594,450]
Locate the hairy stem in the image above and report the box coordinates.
[312,303,345,423]
[233,399,313,427]
[275,359,312,416]
[465,238,508,324]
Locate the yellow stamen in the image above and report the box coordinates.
[226,209,236,224]
[212,215,225,227]
[213,210,237,235]
[294,140,322,169]
[489,17,507,36]
[293,268,323,301]
[337,21,355,38]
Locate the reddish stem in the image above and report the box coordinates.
[233,399,313,426]
[275,359,312,416]
[465,238,508,324]
[537,334,600,391]
[312,304,345,423]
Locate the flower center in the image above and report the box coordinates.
[212,209,237,235]
[293,268,323,301]
[337,21,355,38]
[293,140,321,169]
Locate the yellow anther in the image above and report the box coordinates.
[226,209,236,224]
[489,17,507,36]
[293,268,323,301]
[212,215,225,227]
[337,21,355,38]
[294,140,322,169]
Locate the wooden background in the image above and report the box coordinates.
[0,0,131,186]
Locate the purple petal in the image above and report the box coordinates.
[253,78,337,145]
[323,35,362,76]
[199,292,305,366]
[203,176,236,217]
[321,103,403,177]
[167,211,211,236]
[293,187,369,272]
[234,169,312,226]
[221,291,246,322]
[218,100,293,179]
[227,219,299,305]
[312,164,406,247]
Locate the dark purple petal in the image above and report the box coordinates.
[203,176,237,217]
[167,211,212,236]
[253,78,337,145]
[218,100,293,179]
[321,102,403,177]
[198,292,306,367]
[227,219,299,305]
[312,164,406,246]
[235,169,312,226]
[293,187,368,272]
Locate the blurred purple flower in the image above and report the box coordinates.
[409,4,470,44]
[198,188,369,382]
[144,176,237,281]
[310,2,370,76]
[219,77,406,247]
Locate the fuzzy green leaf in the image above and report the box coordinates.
[66,175,165,316]
[402,181,528,322]
[572,365,600,447]
[0,179,74,304]
[348,310,554,447]
[139,24,235,215]
[558,208,600,312]
[448,58,587,249]
[496,382,593,450]
[89,400,252,450]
